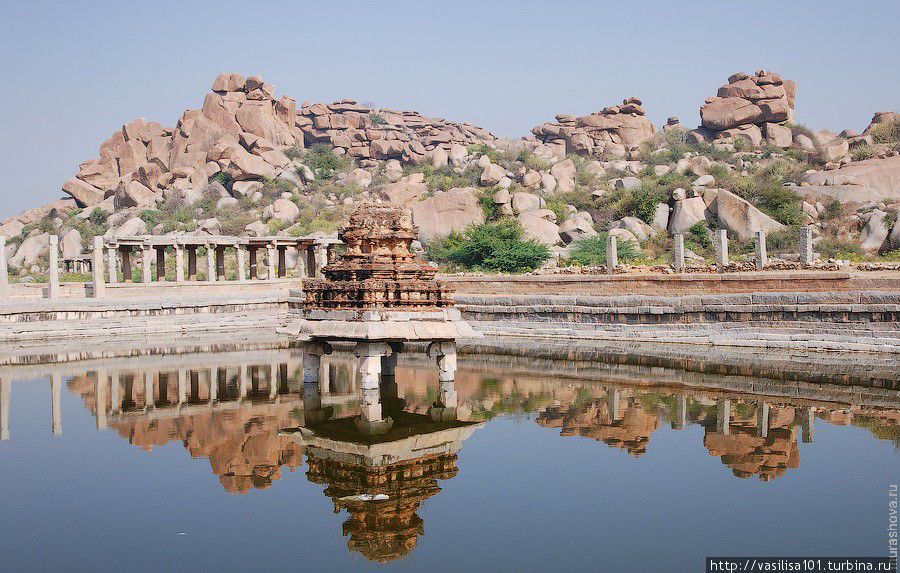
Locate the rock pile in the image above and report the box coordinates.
[695,71,796,148]
[532,98,656,159]
[61,73,497,209]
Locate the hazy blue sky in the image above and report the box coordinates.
[1,0,898,220]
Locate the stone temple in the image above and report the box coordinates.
[283,203,477,434]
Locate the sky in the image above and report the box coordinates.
[1,0,898,220]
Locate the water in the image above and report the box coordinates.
[0,343,897,572]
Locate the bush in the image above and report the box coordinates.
[870,121,900,144]
[428,219,550,273]
[732,176,803,225]
[816,237,865,260]
[766,226,801,252]
[851,144,878,161]
[518,149,551,172]
[568,233,640,266]
[822,199,843,220]
[284,145,303,160]
[138,209,161,229]
[302,143,350,180]
[368,112,387,125]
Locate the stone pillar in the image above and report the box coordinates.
[51,372,62,435]
[141,245,152,283]
[306,246,317,278]
[427,342,457,420]
[269,363,279,399]
[673,394,687,430]
[109,372,120,414]
[206,245,216,282]
[799,407,815,443]
[95,369,107,430]
[239,364,249,400]
[296,245,307,278]
[187,246,198,280]
[355,341,393,434]
[314,244,328,276]
[248,247,258,279]
[303,342,332,424]
[236,246,247,282]
[715,229,728,272]
[673,233,685,273]
[607,385,620,420]
[106,245,117,284]
[716,398,731,435]
[277,246,287,278]
[208,369,218,403]
[91,237,105,298]
[0,236,9,300]
[320,360,331,394]
[757,401,770,438]
[177,369,187,405]
[800,226,815,266]
[606,235,617,273]
[121,247,133,282]
[144,372,154,409]
[215,246,226,280]
[175,246,185,283]
[266,244,277,280]
[1,377,10,440]
[155,247,166,281]
[755,230,767,271]
[48,235,60,299]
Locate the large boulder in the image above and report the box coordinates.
[380,180,427,207]
[480,163,505,186]
[60,229,83,258]
[859,210,890,252]
[668,197,708,234]
[114,180,156,209]
[62,178,105,207]
[800,156,900,204]
[511,192,544,214]
[714,189,784,241]
[267,198,301,223]
[517,212,562,246]
[9,233,50,269]
[701,98,762,131]
[615,216,653,241]
[558,216,597,244]
[412,187,485,243]
[0,219,25,239]
[106,216,148,238]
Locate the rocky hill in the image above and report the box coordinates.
[2,70,899,278]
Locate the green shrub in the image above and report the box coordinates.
[870,121,900,144]
[851,144,878,161]
[428,219,550,273]
[209,172,230,186]
[816,237,865,260]
[467,143,503,164]
[685,221,712,253]
[368,112,387,125]
[518,149,551,172]
[822,199,843,220]
[766,226,801,252]
[569,233,640,266]
[301,143,350,180]
[139,209,161,229]
[477,188,500,221]
[412,164,480,194]
[732,176,803,225]
[284,145,304,160]
[543,198,569,223]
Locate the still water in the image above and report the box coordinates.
[0,342,897,572]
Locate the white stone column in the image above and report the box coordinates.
[607,385,620,420]
[673,233,685,273]
[1,377,10,440]
[107,246,118,284]
[141,246,152,283]
[799,407,815,443]
[95,369,107,430]
[236,246,247,282]
[296,246,307,278]
[175,246,185,283]
[269,363,279,399]
[239,364,249,400]
[208,369,218,403]
[427,341,457,412]
[51,372,62,436]
[92,236,105,299]
[0,236,9,299]
[314,244,328,276]
[302,342,332,424]
[800,226,815,266]
[109,372,120,414]
[673,394,687,430]
[715,229,729,272]
[177,369,187,404]
[716,398,731,435]
[606,235,617,273]
[757,401,770,438]
[320,360,331,394]
[144,372,154,409]
[48,235,60,299]
[266,245,277,281]
[206,245,216,282]
[355,341,393,434]
[755,230,767,271]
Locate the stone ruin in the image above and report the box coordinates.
[301,203,454,310]
[531,97,657,158]
[695,70,797,148]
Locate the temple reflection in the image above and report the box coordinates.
[0,344,898,561]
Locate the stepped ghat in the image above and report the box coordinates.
[284,203,477,434]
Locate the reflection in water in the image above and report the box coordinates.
[1,344,898,563]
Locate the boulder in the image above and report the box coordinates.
[0,219,25,239]
[558,216,597,244]
[714,189,784,241]
[517,212,562,246]
[701,98,762,131]
[106,216,148,238]
[212,73,246,93]
[859,210,889,252]
[381,180,427,207]
[480,163,505,186]
[412,187,485,243]
[370,139,405,160]
[9,233,50,268]
[608,228,639,245]
[615,216,653,241]
[800,156,900,204]
[614,177,641,191]
[550,159,577,192]
[668,197,708,234]
[651,203,669,232]
[231,180,263,198]
[62,178,105,207]
[60,229,83,258]
[114,180,156,209]
[764,123,792,148]
[268,198,300,223]
[511,192,544,214]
